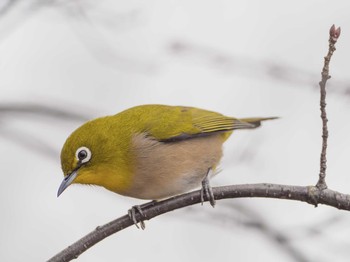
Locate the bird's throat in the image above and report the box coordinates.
[74,166,133,195]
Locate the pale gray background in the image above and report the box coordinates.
[1,1,350,261]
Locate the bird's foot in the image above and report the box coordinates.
[128,201,157,230]
[200,169,216,207]
[128,205,146,230]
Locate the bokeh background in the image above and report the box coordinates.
[1,1,350,261]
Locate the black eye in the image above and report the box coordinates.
[78,150,87,160]
[75,146,92,164]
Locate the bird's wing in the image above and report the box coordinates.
[142,105,256,142]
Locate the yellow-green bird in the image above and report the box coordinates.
[58,104,275,212]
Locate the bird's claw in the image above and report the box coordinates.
[128,205,146,230]
[200,169,216,207]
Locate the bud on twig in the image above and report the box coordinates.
[329,24,341,42]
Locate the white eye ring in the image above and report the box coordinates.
[75,146,92,164]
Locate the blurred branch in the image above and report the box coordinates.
[0,127,58,159]
[0,103,90,159]
[231,204,309,262]
[0,1,157,73]
[193,202,311,262]
[0,1,44,42]
[169,41,350,96]
[0,103,89,121]
[47,0,158,73]
[0,0,19,16]
[286,215,343,239]
[65,10,158,74]
[48,183,350,262]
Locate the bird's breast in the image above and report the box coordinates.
[121,133,224,200]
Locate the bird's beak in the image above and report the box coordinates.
[57,170,78,197]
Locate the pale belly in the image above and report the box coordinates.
[125,133,224,200]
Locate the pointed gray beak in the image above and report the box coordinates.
[57,170,78,197]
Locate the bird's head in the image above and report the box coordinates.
[57,117,132,197]
[58,122,97,197]
[58,118,111,196]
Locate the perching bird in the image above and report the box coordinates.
[58,104,276,226]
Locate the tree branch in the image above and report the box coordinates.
[48,183,350,262]
[316,24,341,189]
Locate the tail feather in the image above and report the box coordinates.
[237,117,279,128]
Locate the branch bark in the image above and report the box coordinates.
[316,24,341,189]
[48,183,350,262]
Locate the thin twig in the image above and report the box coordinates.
[316,24,341,190]
[48,183,350,262]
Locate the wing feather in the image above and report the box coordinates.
[120,105,276,142]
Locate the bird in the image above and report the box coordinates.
[58,104,276,227]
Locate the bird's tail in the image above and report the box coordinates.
[237,117,279,128]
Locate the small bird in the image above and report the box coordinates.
[58,104,276,226]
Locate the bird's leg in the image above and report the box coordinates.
[128,206,145,230]
[200,168,216,207]
[128,200,157,230]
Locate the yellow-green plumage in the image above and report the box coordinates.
[59,104,276,199]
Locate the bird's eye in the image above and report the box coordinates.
[75,146,92,164]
